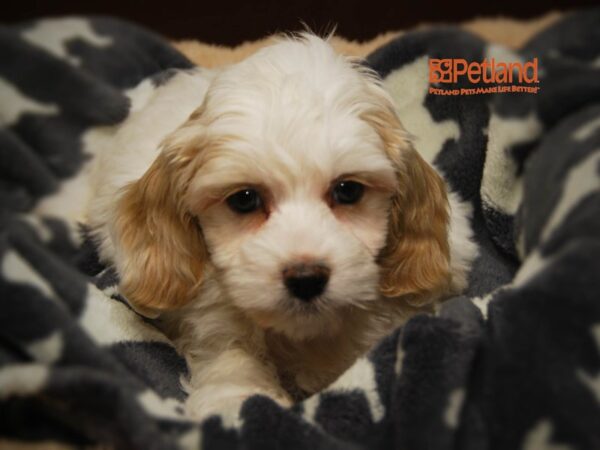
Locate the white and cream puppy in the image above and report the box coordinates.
[87,33,475,421]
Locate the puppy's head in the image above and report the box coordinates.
[114,34,450,338]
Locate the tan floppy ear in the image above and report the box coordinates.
[112,124,208,317]
[363,103,451,307]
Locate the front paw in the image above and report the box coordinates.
[185,384,292,425]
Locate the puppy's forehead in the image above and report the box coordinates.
[198,107,393,193]
[197,50,392,186]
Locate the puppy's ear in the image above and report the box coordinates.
[112,118,208,317]
[363,102,451,307]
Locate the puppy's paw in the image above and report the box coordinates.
[185,384,292,425]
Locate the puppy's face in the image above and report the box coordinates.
[186,92,397,340]
[114,35,451,340]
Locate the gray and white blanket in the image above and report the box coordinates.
[1,10,599,450]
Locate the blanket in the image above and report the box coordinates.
[1,11,599,450]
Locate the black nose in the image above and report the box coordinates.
[283,263,330,302]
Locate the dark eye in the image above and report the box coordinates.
[331,180,365,205]
[226,189,262,214]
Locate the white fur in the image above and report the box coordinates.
[87,68,212,260]
[86,34,476,422]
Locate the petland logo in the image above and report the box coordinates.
[429,58,540,95]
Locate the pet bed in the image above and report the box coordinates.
[1,10,599,449]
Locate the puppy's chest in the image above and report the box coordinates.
[262,304,414,399]
[263,330,368,400]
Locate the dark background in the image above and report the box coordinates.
[3,0,598,45]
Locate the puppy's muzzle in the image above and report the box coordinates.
[282,263,330,302]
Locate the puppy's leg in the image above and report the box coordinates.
[184,347,291,422]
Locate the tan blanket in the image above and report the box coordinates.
[174,12,561,68]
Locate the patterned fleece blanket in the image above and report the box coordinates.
[1,10,599,450]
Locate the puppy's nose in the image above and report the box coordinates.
[282,263,330,302]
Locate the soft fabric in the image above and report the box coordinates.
[1,10,599,450]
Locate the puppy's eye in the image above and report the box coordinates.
[331,181,365,205]
[226,189,263,214]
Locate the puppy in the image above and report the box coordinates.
[87,33,475,421]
